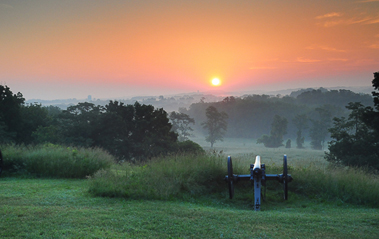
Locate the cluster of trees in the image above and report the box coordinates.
[0,85,51,145]
[0,86,203,161]
[326,72,379,170]
[257,115,288,148]
[183,88,373,150]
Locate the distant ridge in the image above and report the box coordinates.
[200,85,373,98]
[26,85,373,108]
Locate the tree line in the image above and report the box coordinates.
[0,87,203,162]
[183,88,373,149]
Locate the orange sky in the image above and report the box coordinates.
[1,0,378,99]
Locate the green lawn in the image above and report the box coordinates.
[1,178,378,238]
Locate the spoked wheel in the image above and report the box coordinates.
[227,156,234,199]
[283,155,288,200]
[0,149,3,176]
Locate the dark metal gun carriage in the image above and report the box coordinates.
[225,155,293,211]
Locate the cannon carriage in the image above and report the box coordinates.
[225,155,293,211]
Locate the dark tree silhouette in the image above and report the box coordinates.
[0,85,25,143]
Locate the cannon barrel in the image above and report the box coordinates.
[252,155,262,177]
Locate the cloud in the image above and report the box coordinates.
[306,45,346,52]
[319,16,375,27]
[368,43,379,48]
[316,10,379,27]
[296,57,321,63]
[356,0,379,2]
[365,18,379,24]
[315,12,342,19]
[328,58,349,62]
[249,66,277,70]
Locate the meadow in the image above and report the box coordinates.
[1,139,379,238]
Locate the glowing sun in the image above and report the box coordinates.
[211,78,221,86]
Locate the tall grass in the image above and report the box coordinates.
[88,153,226,199]
[234,153,379,207]
[292,165,379,207]
[1,144,114,178]
[89,152,379,207]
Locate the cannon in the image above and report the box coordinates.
[225,155,293,211]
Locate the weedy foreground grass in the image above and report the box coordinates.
[1,178,379,238]
[1,144,114,178]
[89,152,379,208]
[88,153,226,199]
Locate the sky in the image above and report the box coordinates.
[1,0,379,100]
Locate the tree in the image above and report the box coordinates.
[97,101,135,160]
[58,101,178,161]
[0,85,24,143]
[130,102,178,160]
[326,72,379,169]
[309,106,332,150]
[32,106,62,144]
[202,106,228,147]
[363,71,379,134]
[326,102,378,169]
[292,114,308,148]
[257,115,288,148]
[169,111,195,141]
[285,139,291,148]
[59,102,104,147]
[18,103,50,145]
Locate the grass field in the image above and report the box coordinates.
[1,178,379,238]
[1,139,379,238]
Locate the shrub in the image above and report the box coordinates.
[176,140,205,154]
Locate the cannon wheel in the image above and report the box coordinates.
[283,155,288,200]
[0,149,3,176]
[227,156,234,199]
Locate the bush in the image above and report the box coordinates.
[1,144,114,178]
[176,140,205,154]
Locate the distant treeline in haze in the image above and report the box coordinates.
[183,89,373,140]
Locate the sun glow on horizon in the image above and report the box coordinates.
[211,78,221,86]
